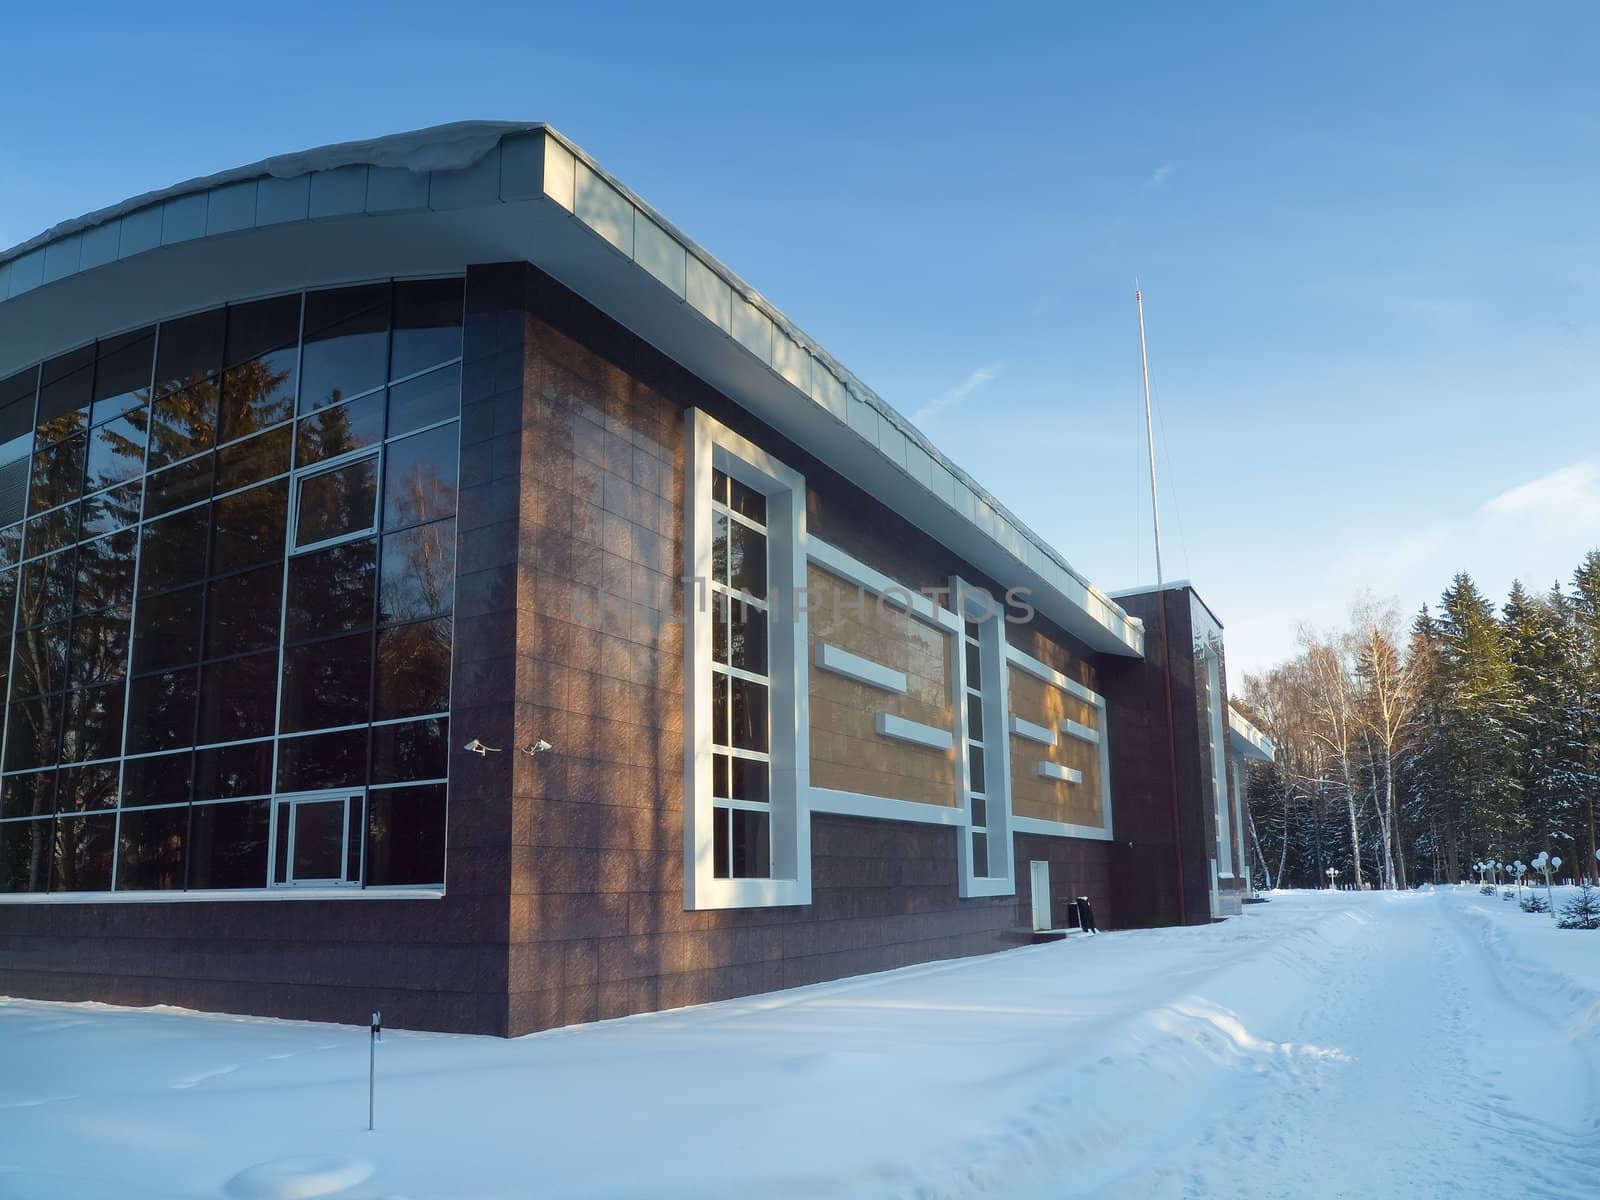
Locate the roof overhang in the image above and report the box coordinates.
[0,123,1143,658]
[1227,706,1276,762]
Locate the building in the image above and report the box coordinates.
[0,122,1253,1036]
[1226,704,1277,898]
[1103,582,1264,923]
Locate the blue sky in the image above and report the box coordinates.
[4,2,1598,675]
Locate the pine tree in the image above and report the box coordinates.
[1436,574,1522,866]
[1557,885,1600,930]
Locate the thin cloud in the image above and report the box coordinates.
[1147,164,1175,188]
[912,364,1002,425]
[1226,459,1600,678]
[1480,461,1600,519]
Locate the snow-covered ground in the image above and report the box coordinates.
[2,887,1597,1200]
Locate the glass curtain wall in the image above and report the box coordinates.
[0,278,462,894]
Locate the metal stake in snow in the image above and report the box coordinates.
[368,1011,381,1131]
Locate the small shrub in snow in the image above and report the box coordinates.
[1479,884,1495,895]
[1557,886,1600,930]
[1501,889,1516,900]
[1519,893,1550,914]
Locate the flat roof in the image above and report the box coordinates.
[0,121,1143,658]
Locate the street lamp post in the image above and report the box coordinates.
[1534,851,1559,920]
[1326,867,1340,891]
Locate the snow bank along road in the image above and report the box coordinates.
[2,888,1597,1199]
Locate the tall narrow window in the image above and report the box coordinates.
[709,469,771,879]
[952,576,1014,898]
[684,408,807,910]
[962,619,991,877]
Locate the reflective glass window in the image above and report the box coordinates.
[216,426,290,493]
[29,433,85,514]
[386,363,459,438]
[23,502,80,559]
[132,585,202,673]
[124,669,198,754]
[12,622,69,697]
[37,345,94,430]
[370,717,448,785]
[115,803,188,891]
[55,761,118,812]
[91,326,155,426]
[79,482,141,538]
[219,295,300,442]
[61,681,125,762]
[286,537,375,641]
[143,453,214,518]
[51,811,115,891]
[187,798,270,888]
[373,618,450,721]
[0,281,459,894]
[277,727,366,793]
[211,481,288,575]
[138,505,209,595]
[300,284,390,411]
[83,414,146,493]
[365,783,445,886]
[294,455,378,549]
[204,565,282,658]
[378,519,454,624]
[148,380,217,467]
[280,631,371,733]
[154,308,225,395]
[196,651,277,744]
[20,551,75,627]
[122,750,193,808]
[74,530,137,615]
[0,770,56,820]
[194,741,272,801]
[0,817,52,891]
[390,278,463,380]
[67,614,130,688]
[296,392,383,466]
[382,426,457,530]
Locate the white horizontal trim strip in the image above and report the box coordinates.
[1005,645,1103,706]
[809,788,966,826]
[806,538,961,631]
[0,888,444,906]
[875,712,955,751]
[1009,715,1057,746]
[1038,761,1084,784]
[1060,718,1100,745]
[1012,815,1114,842]
[814,643,908,694]
[963,876,1016,898]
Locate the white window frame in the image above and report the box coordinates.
[1202,643,1233,877]
[288,447,382,555]
[802,539,971,831]
[1003,643,1115,842]
[684,408,809,910]
[269,788,363,888]
[952,575,1015,898]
